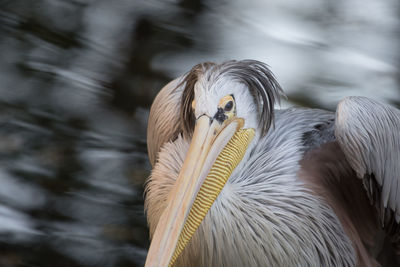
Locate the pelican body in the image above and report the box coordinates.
[144,60,400,267]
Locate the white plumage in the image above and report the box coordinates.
[145,60,400,267]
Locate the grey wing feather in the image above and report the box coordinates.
[335,96,400,240]
[147,76,184,166]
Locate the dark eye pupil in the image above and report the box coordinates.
[224,101,233,111]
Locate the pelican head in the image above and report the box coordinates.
[145,60,283,266]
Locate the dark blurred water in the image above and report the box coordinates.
[0,0,399,266]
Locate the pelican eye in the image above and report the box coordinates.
[218,95,235,115]
[224,101,233,112]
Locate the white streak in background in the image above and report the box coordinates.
[45,0,177,119]
[0,170,46,210]
[47,218,147,266]
[78,149,141,195]
[152,0,400,107]
[22,61,106,94]
[47,221,110,266]
[0,204,41,241]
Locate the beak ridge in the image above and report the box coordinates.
[145,115,253,267]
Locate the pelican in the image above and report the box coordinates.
[144,60,400,267]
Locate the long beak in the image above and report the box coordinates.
[145,115,254,267]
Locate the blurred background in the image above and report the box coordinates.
[0,0,399,266]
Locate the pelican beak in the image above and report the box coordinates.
[145,115,255,267]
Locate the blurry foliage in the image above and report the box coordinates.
[0,0,210,266]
